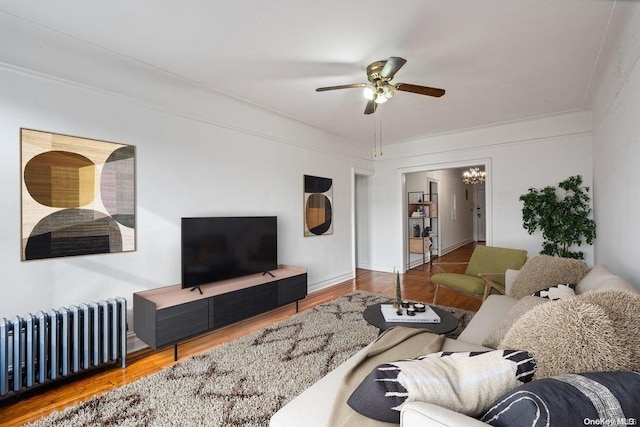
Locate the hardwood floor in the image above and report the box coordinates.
[0,243,480,426]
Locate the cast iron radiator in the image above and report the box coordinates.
[0,297,127,399]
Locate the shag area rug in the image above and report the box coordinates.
[28,291,474,427]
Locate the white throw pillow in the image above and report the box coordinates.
[347,350,536,423]
[531,283,576,300]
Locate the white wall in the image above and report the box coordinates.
[368,111,594,273]
[589,1,640,289]
[0,63,372,327]
[435,169,475,254]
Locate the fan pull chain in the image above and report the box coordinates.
[373,115,377,157]
[379,112,383,156]
[372,113,383,157]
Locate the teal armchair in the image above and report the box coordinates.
[431,245,528,303]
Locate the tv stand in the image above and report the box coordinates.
[189,285,203,295]
[133,265,307,360]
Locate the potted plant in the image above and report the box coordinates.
[519,175,596,259]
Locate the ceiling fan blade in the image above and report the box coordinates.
[316,83,367,92]
[380,57,407,79]
[395,83,445,97]
[364,100,377,115]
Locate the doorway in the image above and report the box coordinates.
[400,161,490,273]
[354,172,373,271]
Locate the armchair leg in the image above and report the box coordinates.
[481,277,506,301]
[432,283,439,304]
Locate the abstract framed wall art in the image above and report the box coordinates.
[20,129,136,260]
[303,175,333,236]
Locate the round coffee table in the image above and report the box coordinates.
[363,303,459,335]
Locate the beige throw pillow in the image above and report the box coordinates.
[577,289,640,370]
[482,296,548,348]
[576,264,634,294]
[498,298,631,379]
[510,255,589,299]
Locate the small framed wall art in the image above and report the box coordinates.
[303,175,333,236]
[20,129,136,260]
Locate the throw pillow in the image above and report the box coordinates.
[346,350,536,423]
[509,255,589,299]
[481,371,640,427]
[531,283,576,300]
[482,296,548,348]
[499,297,631,379]
[578,289,640,371]
[576,264,634,294]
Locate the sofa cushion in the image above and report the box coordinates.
[576,264,635,294]
[531,283,576,300]
[499,297,631,379]
[482,296,548,348]
[509,255,589,299]
[401,402,489,427]
[347,350,536,423]
[481,371,640,427]
[456,294,518,347]
[441,337,493,352]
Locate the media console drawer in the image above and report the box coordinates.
[212,282,279,328]
[279,274,308,305]
[156,300,209,348]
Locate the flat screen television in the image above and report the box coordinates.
[181,216,277,289]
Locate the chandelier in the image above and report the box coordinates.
[462,167,486,184]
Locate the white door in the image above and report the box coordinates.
[476,188,486,242]
[355,175,370,269]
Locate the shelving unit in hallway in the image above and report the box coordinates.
[407,190,439,270]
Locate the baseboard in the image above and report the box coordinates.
[356,261,372,270]
[408,257,429,269]
[440,238,474,256]
[127,331,148,354]
[367,264,399,273]
[306,271,355,294]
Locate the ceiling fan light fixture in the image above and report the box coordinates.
[314,56,446,115]
[363,86,375,100]
[383,85,395,99]
[374,93,388,104]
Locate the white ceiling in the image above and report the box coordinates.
[0,0,618,148]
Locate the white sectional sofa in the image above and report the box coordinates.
[270,263,637,427]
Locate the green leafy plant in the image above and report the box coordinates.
[519,175,596,259]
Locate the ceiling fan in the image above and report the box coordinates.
[315,57,445,114]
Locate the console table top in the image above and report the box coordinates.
[134,265,307,309]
